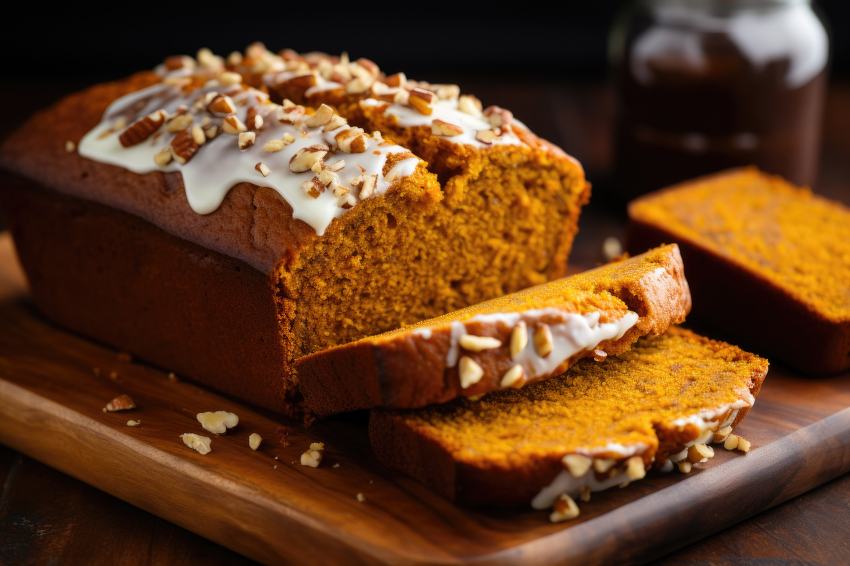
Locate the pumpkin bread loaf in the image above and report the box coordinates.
[628,167,850,374]
[0,46,589,415]
[370,326,768,509]
[297,244,691,415]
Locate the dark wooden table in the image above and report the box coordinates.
[1,77,849,565]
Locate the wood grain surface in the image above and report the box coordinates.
[0,233,848,566]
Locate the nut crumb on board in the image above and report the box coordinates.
[301,443,325,467]
[249,433,262,450]
[181,433,212,455]
[356,493,366,502]
[127,420,141,427]
[104,394,136,412]
[196,411,239,434]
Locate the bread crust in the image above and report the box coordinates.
[627,168,850,374]
[298,245,692,416]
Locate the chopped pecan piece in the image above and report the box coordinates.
[119,110,166,147]
[170,129,199,164]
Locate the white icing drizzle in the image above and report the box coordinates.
[359,97,525,149]
[78,73,419,236]
[439,308,639,378]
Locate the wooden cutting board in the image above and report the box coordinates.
[0,232,848,566]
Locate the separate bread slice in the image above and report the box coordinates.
[628,167,850,374]
[369,326,768,508]
[296,244,691,415]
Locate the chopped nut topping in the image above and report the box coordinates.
[324,114,348,132]
[238,131,256,150]
[356,492,366,502]
[484,105,514,128]
[222,116,247,135]
[335,128,367,153]
[475,129,498,145]
[724,434,739,451]
[326,159,346,173]
[191,125,206,146]
[510,322,528,358]
[459,334,502,352]
[262,139,284,153]
[302,177,326,199]
[105,394,136,412]
[289,145,329,173]
[305,104,335,128]
[276,104,306,124]
[218,71,242,86]
[435,84,460,100]
[602,236,623,262]
[549,493,580,523]
[337,193,356,209]
[458,95,483,117]
[170,129,199,164]
[197,48,224,71]
[432,119,463,137]
[246,108,263,131]
[626,456,646,480]
[127,420,141,427]
[204,126,218,139]
[579,486,591,503]
[255,162,271,177]
[458,356,484,389]
[227,51,243,66]
[408,88,436,115]
[287,73,318,89]
[382,72,407,88]
[208,94,238,115]
[65,140,76,153]
[593,458,616,473]
[166,113,194,133]
[154,148,173,167]
[346,76,374,94]
[393,89,410,105]
[196,411,239,434]
[119,110,166,147]
[736,437,752,452]
[562,454,592,478]
[533,324,554,358]
[181,433,211,455]
[282,132,296,144]
[714,425,733,443]
[351,173,378,199]
[301,446,323,468]
[249,433,262,450]
[500,364,524,388]
[688,443,715,463]
[677,461,693,474]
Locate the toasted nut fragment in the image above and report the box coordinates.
[218,71,242,86]
[301,448,323,468]
[127,420,141,427]
[282,132,296,144]
[196,411,239,434]
[458,94,483,117]
[245,107,263,131]
[306,104,335,128]
[318,170,338,187]
[475,129,498,145]
[736,437,752,452]
[105,394,136,412]
[166,113,194,133]
[593,458,616,473]
[165,55,195,71]
[181,433,211,455]
[393,89,410,105]
[197,48,224,71]
[289,145,329,173]
[678,461,693,473]
[208,94,238,115]
[562,454,592,478]
[500,365,524,388]
[714,425,733,443]
[302,177,326,199]
[533,324,554,358]
[255,162,271,177]
[154,148,173,167]
[191,125,206,146]
[338,193,357,209]
[484,105,513,128]
[204,126,218,139]
[119,110,166,147]
[227,51,243,65]
[602,236,623,262]
[590,349,608,361]
[688,443,715,463]
[335,127,367,153]
[432,119,463,137]
[408,88,436,115]
[65,140,76,153]
[436,84,460,99]
[222,116,247,135]
[351,174,378,199]
[626,456,646,480]
[323,114,348,132]
[263,139,285,152]
[287,73,318,89]
[724,434,740,451]
[458,356,484,389]
[346,77,374,94]
[580,486,591,503]
[382,72,407,88]
[249,433,262,450]
[459,334,502,352]
[356,492,366,502]
[238,131,256,150]
[510,322,528,358]
[549,493,580,523]
[170,129,199,164]
[326,159,345,173]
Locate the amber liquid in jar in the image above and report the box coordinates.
[612,0,829,202]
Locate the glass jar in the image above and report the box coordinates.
[611,0,829,202]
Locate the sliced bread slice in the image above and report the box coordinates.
[369,326,768,508]
[296,244,691,415]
